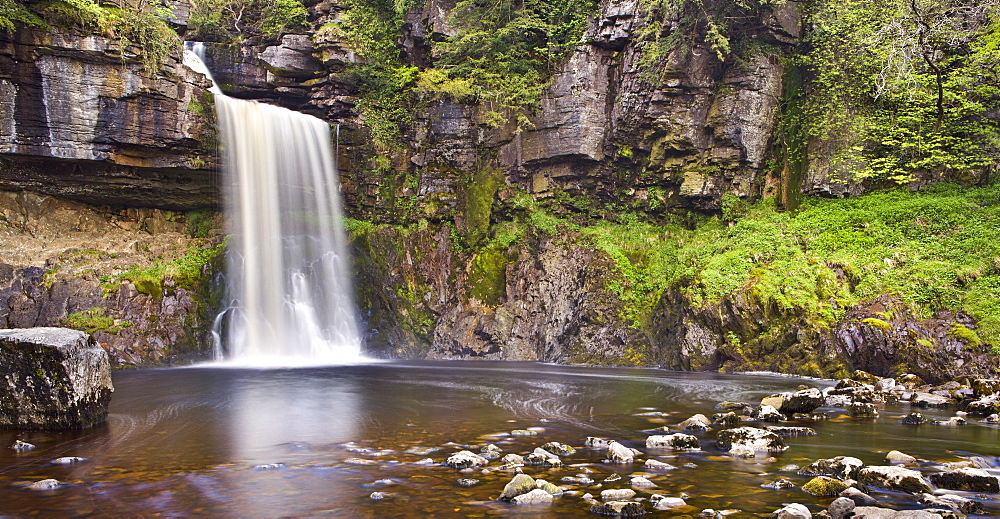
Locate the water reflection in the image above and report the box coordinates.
[0,361,998,516]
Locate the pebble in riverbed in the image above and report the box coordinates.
[27,479,61,490]
[11,440,35,451]
[51,457,86,464]
[253,463,285,470]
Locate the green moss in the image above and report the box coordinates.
[117,241,225,298]
[461,166,503,247]
[468,249,509,307]
[63,307,115,334]
[950,323,982,348]
[861,317,892,332]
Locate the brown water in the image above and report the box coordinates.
[1,361,998,517]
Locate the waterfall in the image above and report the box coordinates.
[184,43,363,365]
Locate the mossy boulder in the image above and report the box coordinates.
[0,327,113,429]
[802,476,849,496]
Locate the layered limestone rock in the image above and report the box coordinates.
[0,327,113,429]
[0,26,217,210]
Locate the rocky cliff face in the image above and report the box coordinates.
[0,26,218,210]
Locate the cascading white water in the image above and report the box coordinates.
[184,43,363,364]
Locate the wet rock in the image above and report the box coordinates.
[983,413,1000,423]
[457,478,479,487]
[445,450,489,469]
[10,440,35,451]
[912,393,953,408]
[562,475,596,485]
[927,467,1000,492]
[601,488,637,501]
[646,433,700,450]
[679,414,712,430]
[499,453,524,468]
[763,388,825,415]
[798,456,864,480]
[762,479,795,490]
[729,445,757,458]
[653,496,687,509]
[586,437,612,448]
[802,476,848,496]
[929,416,966,426]
[900,412,927,425]
[253,463,284,470]
[590,501,646,516]
[511,488,554,505]
[828,497,856,519]
[369,491,389,500]
[847,402,879,419]
[755,405,786,423]
[716,427,786,455]
[500,473,537,501]
[541,442,575,455]
[52,456,86,464]
[511,429,537,436]
[850,506,955,518]
[885,450,916,464]
[857,466,932,494]
[480,444,503,459]
[716,401,753,413]
[645,459,677,471]
[839,487,877,506]
[773,503,811,518]
[964,395,1000,416]
[606,441,635,463]
[713,412,740,425]
[27,478,61,490]
[764,426,817,437]
[0,328,113,429]
[630,476,656,488]
[535,479,563,495]
[917,492,984,514]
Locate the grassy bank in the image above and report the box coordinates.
[580,182,1000,346]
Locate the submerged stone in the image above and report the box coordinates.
[0,328,113,429]
[10,440,35,451]
[590,501,646,516]
[27,478,61,490]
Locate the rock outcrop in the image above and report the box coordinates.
[0,27,217,210]
[0,327,113,429]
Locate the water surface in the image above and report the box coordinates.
[1,361,998,516]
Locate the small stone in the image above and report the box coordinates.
[773,503,811,519]
[755,405,786,423]
[716,427,786,454]
[412,458,435,465]
[630,476,657,488]
[900,412,927,425]
[561,475,595,485]
[885,450,916,464]
[839,487,877,506]
[646,433,700,450]
[480,444,503,458]
[762,478,795,490]
[858,466,932,494]
[846,402,879,419]
[541,442,575,455]
[370,491,388,500]
[457,478,479,487]
[606,441,635,463]
[500,473,537,501]
[404,446,440,455]
[590,501,646,516]
[10,440,35,452]
[930,416,966,426]
[52,457,87,464]
[729,445,756,458]
[601,488,637,501]
[604,473,622,482]
[511,429,537,436]
[655,497,687,509]
[535,479,563,495]
[928,467,1000,492]
[713,411,740,425]
[645,459,676,471]
[511,488,554,505]
[827,497,855,519]
[765,426,818,437]
[445,450,489,469]
[678,414,712,430]
[500,453,524,468]
[798,456,864,480]
[27,479,61,490]
[253,463,285,470]
[585,437,611,448]
[802,476,848,496]
[917,492,984,514]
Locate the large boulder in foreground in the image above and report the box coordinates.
[0,328,113,429]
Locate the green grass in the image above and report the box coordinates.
[116,242,225,298]
[574,182,1000,342]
